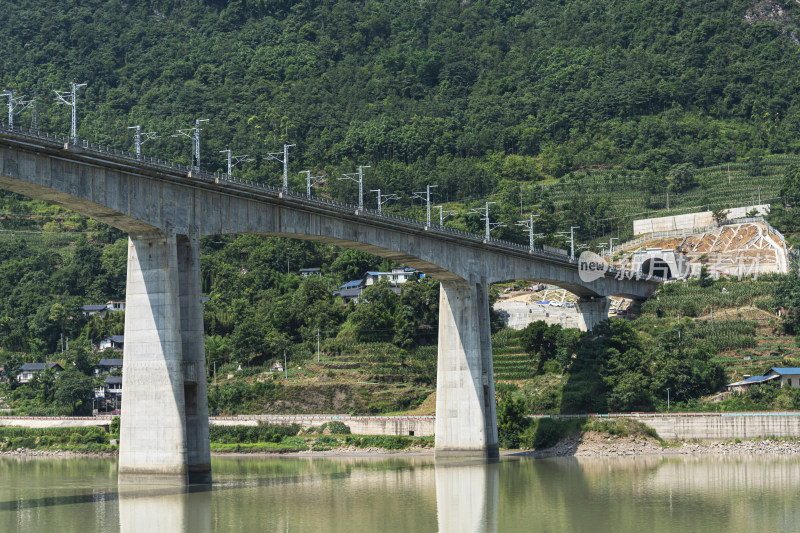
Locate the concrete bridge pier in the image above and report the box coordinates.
[119,229,211,485]
[576,296,611,332]
[435,280,499,458]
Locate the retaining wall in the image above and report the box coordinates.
[493,301,579,330]
[6,413,799,441]
[209,415,436,436]
[537,412,800,441]
[0,416,112,428]
[0,415,435,436]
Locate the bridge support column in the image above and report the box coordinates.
[576,296,610,332]
[119,229,210,485]
[435,280,498,458]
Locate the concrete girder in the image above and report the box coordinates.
[0,135,658,299]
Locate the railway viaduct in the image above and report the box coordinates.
[0,127,660,484]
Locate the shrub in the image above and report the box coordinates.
[497,397,529,449]
[313,435,339,448]
[324,421,351,434]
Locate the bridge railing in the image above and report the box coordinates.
[0,123,663,283]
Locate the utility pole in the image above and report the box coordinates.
[317,328,320,363]
[219,146,253,177]
[127,126,159,158]
[172,118,208,170]
[2,89,13,126]
[412,185,438,226]
[2,89,33,128]
[470,202,505,242]
[338,165,370,212]
[300,170,326,196]
[370,189,400,214]
[266,143,296,192]
[435,205,455,226]
[557,226,580,260]
[194,118,208,169]
[31,88,38,130]
[53,80,86,143]
[284,349,288,379]
[515,214,541,252]
[609,237,618,261]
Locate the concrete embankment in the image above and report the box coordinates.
[0,416,113,428]
[0,414,436,436]
[210,414,435,436]
[4,412,800,441]
[566,412,800,441]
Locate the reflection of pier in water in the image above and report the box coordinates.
[436,458,499,533]
[119,486,211,533]
[116,457,501,533]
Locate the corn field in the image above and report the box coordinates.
[641,280,779,317]
[687,320,758,351]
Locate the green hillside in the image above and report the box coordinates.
[5,0,800,415]
[3,0,800,246]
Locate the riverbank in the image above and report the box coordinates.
[520,431,800,458]
[5,435,800,459]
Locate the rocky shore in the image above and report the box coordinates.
[527,431,800,457]
[5,434,800,458]
[0,448,115,457]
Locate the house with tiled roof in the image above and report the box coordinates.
[95,335,124,352]
[17,363,63,384]
[94,358,124,376]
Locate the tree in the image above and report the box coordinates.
[773,273,800,335]
[54,370,94,415]
[520,320,563,372]
[497,396,528,449]
[345,280,397,342]
[667,163,697,193]
[61,344,97,376]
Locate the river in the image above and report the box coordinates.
[1,454,798,532]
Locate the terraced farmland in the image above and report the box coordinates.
[491,330,537,381]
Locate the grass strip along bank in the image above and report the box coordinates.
[0,425,117,453]
[208,422,432,452]
[0,420,432,454]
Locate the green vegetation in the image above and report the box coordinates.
[0,425,115,452]
[5,0,800,419]
[673,378,800,412]
[499,277,800,415]
[497,399,660,450]
[207,422,428,453]
[3,0,800,244]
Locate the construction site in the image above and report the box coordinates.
[494,205,790,330]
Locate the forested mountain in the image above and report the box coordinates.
[3,0,800,210]
[5,0,800,414]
